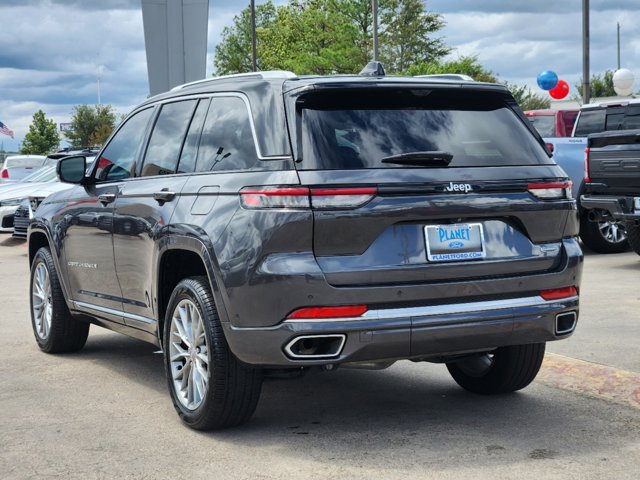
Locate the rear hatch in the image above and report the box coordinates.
[286,83,575,288]
[587,129,640,196]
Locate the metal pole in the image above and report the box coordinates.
[582,0,590,104]
[251,0,257,72]
[372,0,378,61]
[617,22,621,70]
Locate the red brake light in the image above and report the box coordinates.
[1,169,8,179]
[239,187,310,209]
[540,286,578,300]
[527,181,572,199]
[287,305,368,319]
[240,186,377,209]
[545,142,554,154]
[584,147,591,183]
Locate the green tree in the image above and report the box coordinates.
[575,70,616,99]
[259,0,362,74]
[504,81,551,111]
[404,55,498,82]
[20,110,60,155]
[213,1,277,75]
[380,0,450,73]
[65,104,116,148]
[213,0,450,76]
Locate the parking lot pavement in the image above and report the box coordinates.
[0,234,638,480]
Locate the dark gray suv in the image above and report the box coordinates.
[28,70,582,430]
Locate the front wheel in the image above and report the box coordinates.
[626,224,640,256]
[30,247,89,353]
[446,343,545,394]
[164,277,263,430]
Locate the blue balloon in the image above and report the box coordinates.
[537,70,558,90]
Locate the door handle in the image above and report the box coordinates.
[98,193,116,205]
[153,190,176,205]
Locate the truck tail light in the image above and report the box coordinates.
[584,147,591,183]
[1,169,8,179]
[540,286,578,300]
[527,181,572,199]
[287,305,368,319]
[240,186,377,210]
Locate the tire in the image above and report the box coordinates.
[446,343,545,394]
[579,212,629,253]
[30,247,89,353]
[626,224,640,256]
[164,276,263,430]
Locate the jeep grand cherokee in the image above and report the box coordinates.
[28,70,582,430]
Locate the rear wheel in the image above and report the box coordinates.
[579,212,629,253]
[625,224,640,256]
[446,343,545,394]
[30,247,89,353]
[164,277,263,430]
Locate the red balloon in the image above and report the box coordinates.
[549,79,569,99]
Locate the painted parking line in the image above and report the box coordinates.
[538,353,640,410]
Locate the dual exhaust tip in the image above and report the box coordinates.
[556,311,577,336]
[284,334,346,359]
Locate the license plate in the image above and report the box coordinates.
[425,223,486,262]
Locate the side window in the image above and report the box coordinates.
[141,100,197,177]
[95,108,153,182]
[176,99,209,174]
[196,96,259,172]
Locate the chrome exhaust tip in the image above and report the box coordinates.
[556,311,577,335]
[284,334,346,359]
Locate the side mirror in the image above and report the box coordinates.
[57,156,87,184]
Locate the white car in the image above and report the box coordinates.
[0,155,46,183]
[0,166,67,232]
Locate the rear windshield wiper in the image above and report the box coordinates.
[380,151,453,167]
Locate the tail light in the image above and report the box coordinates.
[584,147,590,183]
[527,181,572,199]
[545,142,555,154]
[287,305,368,319]
[240,186,377,210]
[1,169,8,179]
[540,286,578,300]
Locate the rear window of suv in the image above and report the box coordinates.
[574,104,640,136]
[297,88,551,170]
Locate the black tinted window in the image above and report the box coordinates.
[177,99,209,174]
[299,89,551,169]
[95,108,153,181]
[196,97,259,172]
[141,100,197,177]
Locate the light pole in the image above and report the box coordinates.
[617,22,621,70]
[372,0,379,61]
[251,0,257,72]
[582,0,590,104]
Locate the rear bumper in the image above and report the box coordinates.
[223,295,579,367]
[580,194,640,223]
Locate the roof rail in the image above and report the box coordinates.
[170,70,298,91]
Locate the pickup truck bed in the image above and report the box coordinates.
[581,129,640,254]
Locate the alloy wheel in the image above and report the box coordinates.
[169,299,209,410]
[32,262,53,341]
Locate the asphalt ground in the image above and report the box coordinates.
[0,233,638,480]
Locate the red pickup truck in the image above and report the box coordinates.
[525,109,579,138]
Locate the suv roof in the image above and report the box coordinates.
[581,97,640,110]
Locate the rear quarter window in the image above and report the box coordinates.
[297,88,551,170]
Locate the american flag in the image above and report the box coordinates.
[0,121,14,139]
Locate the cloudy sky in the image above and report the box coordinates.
[1,0,638,151]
